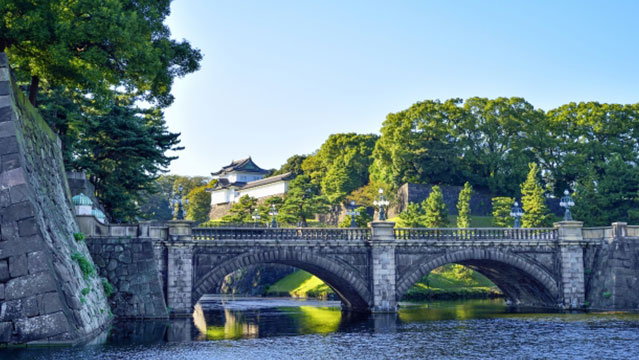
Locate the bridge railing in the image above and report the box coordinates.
[192,227,371,241]
[394,227,558,241]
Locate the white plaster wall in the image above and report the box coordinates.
[210,189,233,205]
[239,181,288,199]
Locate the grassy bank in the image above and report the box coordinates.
[265,270,334,299]
[402,264,502,301]
[265,264,502,301]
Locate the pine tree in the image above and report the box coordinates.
[398,202,426,228]
[491,197,514,227]
[423,186,449,227]
[520,163,553,227]
[456,182,472,228]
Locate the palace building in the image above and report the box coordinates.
[207,157,294,219]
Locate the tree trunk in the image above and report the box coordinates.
[28,75,39,106]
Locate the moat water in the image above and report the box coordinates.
[4,296,639,359]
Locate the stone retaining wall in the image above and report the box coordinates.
[87,237,168,319]
[0,53,110,345]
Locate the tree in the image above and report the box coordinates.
[545,102,639,197]
[222,195,258,223]
[258,196,284,225]
[423,186,449,227]
[1,0,202,106]
[573,155,639,226]
[370,99,465,189]
[70,96,181,222]
[338,207,373,228]
[456,182,472,228]
[186,180,215,224]
[270,155,307,177]
[520,163,553,228]
[398,202,425,228]
[302,133,378,205]
[279,175,330,226]
[491,197,514,227]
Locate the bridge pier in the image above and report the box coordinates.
[556,221,586,309]
[369,221,398,313]
[166,221,195,317]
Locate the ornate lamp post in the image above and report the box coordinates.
[510,201,524,228]
[346,200,359,228]
[251,208,261,227]
[269,204,278,228]
[373,188,390,221]
[171,185,189,220]
[559,189,575,221]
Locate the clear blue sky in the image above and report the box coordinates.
[163,0,639,176]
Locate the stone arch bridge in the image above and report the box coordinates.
[143,220,598,315]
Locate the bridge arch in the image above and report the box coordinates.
[192,249,372,311]
[396,249,560,307]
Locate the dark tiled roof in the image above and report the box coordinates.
[206,172,294,192]
[211,157,269,176]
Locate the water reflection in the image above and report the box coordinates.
[5,297,639,360]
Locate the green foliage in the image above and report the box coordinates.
[222,195,258,223]
[139,175,209,222]
[345,181,394,208]
[520,163,553,227]
[338,207,373,228]
[71,252,95,280]
[398,202,426,228]
[370,97,542,195]
[456,182,472,228]
[101,278,114,298]
[279,175,330,226]
[302,133,378,205]
[2,0,202,221]
[491,197,514,227]
[186,180,215,224]
[573,155,639,226]
[269,155,307,177]
[74,232,85,242]
[602,291,612,298]
[1,0,202,106]
[423,186,449,227]
[81,287,91,296]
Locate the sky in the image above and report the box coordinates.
[163,0,639,176]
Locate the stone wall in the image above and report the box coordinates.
[86,237,168,319]
[584,224,639,310]
[0,53,110,344]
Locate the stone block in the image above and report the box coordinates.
[0,260,8,281]
[1,201,33,223]
[8,183,28,203]
[14,311,69,341]
[4,272,57,300]
[0,296,38,321]
[0,104,12,123]
[17,218,38,237]
[9,254,28,277]
[0,135,18,155]
[0,120,14,138]
[0,321,11,342]
[38,292,63,314]
[0,284,4,300]
[27,251,49,274]
[0,81,8,96]
[0,188,9,208]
